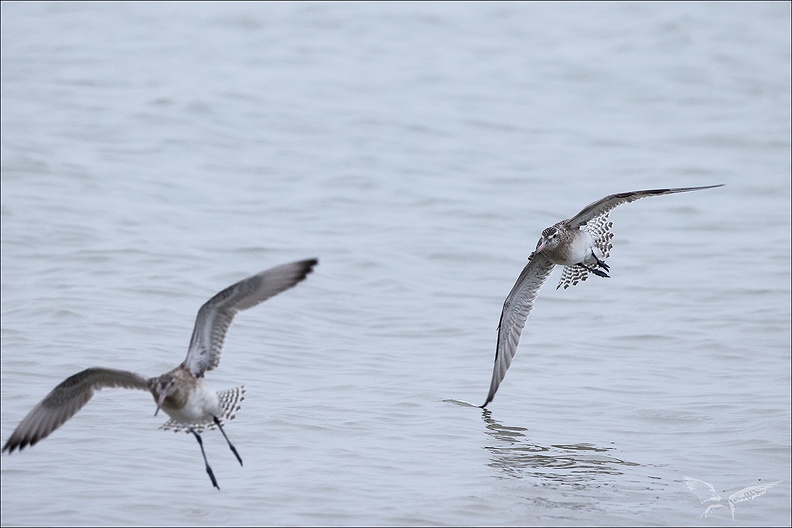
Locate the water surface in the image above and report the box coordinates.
[1,3,790,526]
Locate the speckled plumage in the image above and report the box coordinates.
[482,185,723,407]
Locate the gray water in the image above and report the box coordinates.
[1,2,790,526]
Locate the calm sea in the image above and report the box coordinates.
[1,2,790,526]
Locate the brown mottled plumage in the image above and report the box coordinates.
[4,258,318,489]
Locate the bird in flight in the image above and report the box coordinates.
[482,185,723,407]
[3,258,318,490]
[683,476,782,520]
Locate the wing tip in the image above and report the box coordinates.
[2,435,37,454]
[296,258,319,280]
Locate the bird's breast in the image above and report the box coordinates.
[543,229,594,266]
[160,382,220,425]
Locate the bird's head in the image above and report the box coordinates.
[532,225,562,256]
[149,374,177,416]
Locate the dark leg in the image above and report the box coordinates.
[591,252,610,271]
[190,427,220,490]
[578,263,610,278]
[214,416,243,467]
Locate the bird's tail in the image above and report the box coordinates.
[159,386,246,434]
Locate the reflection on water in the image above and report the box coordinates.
[481,409,639,484]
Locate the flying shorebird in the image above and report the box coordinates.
[683,476,782,520]
[481,185,723,407]
[3,258,318,490]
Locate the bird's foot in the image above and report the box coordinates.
[592,253,610,271]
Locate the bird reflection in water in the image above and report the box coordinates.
[480,409,639,484]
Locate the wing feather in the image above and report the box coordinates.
[184,258,318,377]
[3,367,150,453]
[482,254,555,407]
[567,185,723,229]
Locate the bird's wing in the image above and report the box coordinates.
[683,476,721,503]
[482,254,555,407]
[566,185,724,229]
[2,368,150,453]
[183,258,318,377]
[728,481,782,504]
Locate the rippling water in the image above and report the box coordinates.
[1,2,790,526]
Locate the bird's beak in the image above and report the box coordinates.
[154,392,167,416]
[534,237,547,254]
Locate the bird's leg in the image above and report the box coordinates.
[577,263,610,278]
[591,252,610,271]
[214,416,243,467]
[190,427,220,490]
[577,250,610,278]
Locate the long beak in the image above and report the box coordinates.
[534,237,547,254]
[154,392,167,416]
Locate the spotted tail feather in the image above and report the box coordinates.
[160,386,246,434]
[557,263,591,290]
